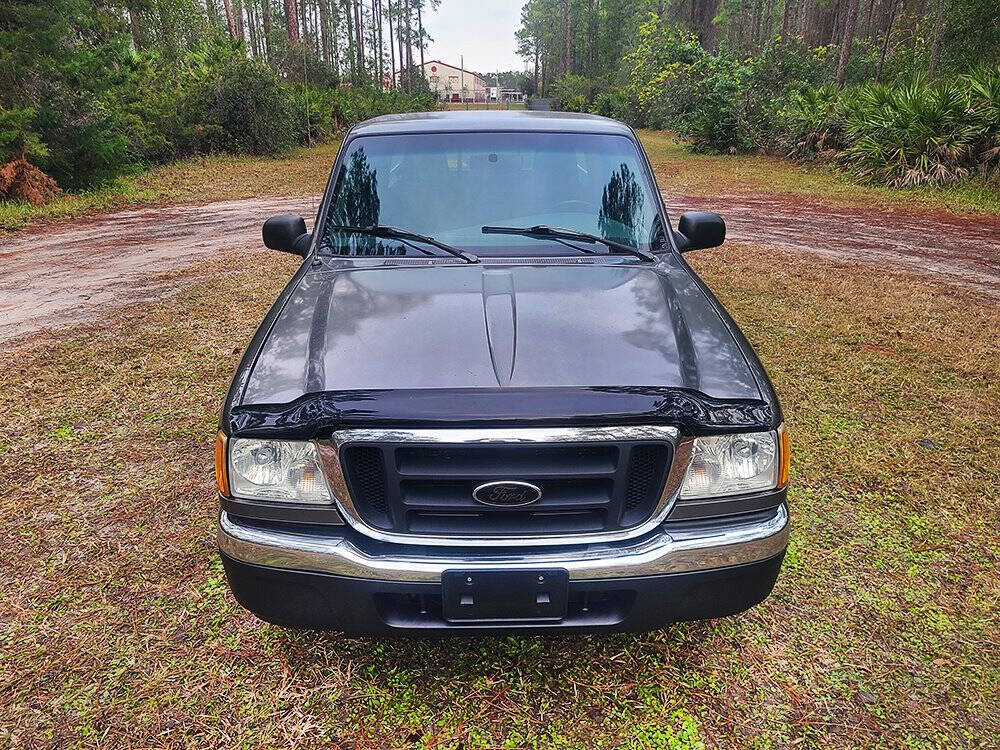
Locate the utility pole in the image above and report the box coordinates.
[461,53,466,110]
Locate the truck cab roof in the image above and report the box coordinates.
[348,110,637,137]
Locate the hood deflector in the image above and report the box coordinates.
[227,386,773,439]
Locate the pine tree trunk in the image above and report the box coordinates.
[862,0,877,37]
[246,1,258,53]
[876,0,900,81]
[376,0,384,88]
[397,0,406,91]
[262,0,271,57]
[533,38,539,94]
[564,0,571,75]
[831,0,844,45]
[128,5,144,49]
[927,0,945,78]
[835,0,860,87]
[319,0,332,64]
[587,0,595,74]
[417,0,424,71]
[387,0,396,86]
[284,0,299,41]
[355,0,364,81]
[751,0,764,48]
[222,0,238,39]
[343,0,355,78]
[781,0,796,38]
[763,0,778,41]
[332,0,341,76]
[404,0,413,91]
[692,0,720,49]
[234,0,245,41]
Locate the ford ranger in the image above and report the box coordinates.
[216,111,790,634]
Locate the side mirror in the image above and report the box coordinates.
[263,214,311,255]
[675,211,725,251]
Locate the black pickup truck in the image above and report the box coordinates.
[216,111,789,634]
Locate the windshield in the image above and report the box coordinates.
[318,132,665,257]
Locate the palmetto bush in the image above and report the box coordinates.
[779,84,848,158]
[839,77,982,187]
[965,66,1000,176]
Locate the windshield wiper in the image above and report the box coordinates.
[481,224,655,262]
[327,225,479,263]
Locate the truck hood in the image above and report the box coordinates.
[240,259,762,405]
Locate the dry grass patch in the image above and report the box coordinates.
[639,131,1000,216]
[0,143,339,233]
[1,246,998,748]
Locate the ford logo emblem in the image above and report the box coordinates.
[472,481,543,507]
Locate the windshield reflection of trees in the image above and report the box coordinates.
[323,148,405,257]
[598,162,645,248]
[323,150,654,256]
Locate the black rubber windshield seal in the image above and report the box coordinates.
[227,386,775,439]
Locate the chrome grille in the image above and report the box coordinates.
[325,427,682,544]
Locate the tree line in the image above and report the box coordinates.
[0,0,443,204]
[515,1,1000,189]
[517,0,998,94]
[120,0,441,90]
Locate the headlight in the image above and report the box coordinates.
[228,438,333,503]
[679,430,780,499]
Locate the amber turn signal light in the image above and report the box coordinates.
[215,431,230,496]
[778,424,790,488]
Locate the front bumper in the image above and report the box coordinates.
[219,503,788,633]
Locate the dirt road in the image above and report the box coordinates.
[665,193,1000,299]
[1,192,997,345]
[0,196,317,345]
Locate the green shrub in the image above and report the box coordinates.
[621,18,831,153]
[346,87,434,125]
[550,74,596,112]
[840,77,981,187]
[0,3,435,198]
[192,57,297,156]
[591,90,629,120]
[778,85,848,158]
[35,87,137,190]
[0,107,47,161]
[965,66,1000,176]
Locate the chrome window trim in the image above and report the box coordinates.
[315,425,690,548]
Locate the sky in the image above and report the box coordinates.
[422,1,526,74]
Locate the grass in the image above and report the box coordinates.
[1,239,998,747]
[637,131,1000,215]
[3,128,996,234]
[0,143,340,233]
[2,122,998,747]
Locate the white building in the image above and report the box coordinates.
[407,60,488,102]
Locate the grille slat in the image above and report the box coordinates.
[395,445,618,476]
[406,510,606,535]
[340,446,392,529]
[620,444,671,526]
[339,438,672,538]
[400,478,613,510]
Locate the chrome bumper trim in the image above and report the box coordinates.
[218,504,788,583]
[316,425,691,548]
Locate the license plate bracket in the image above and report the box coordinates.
[441,569,570,622]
